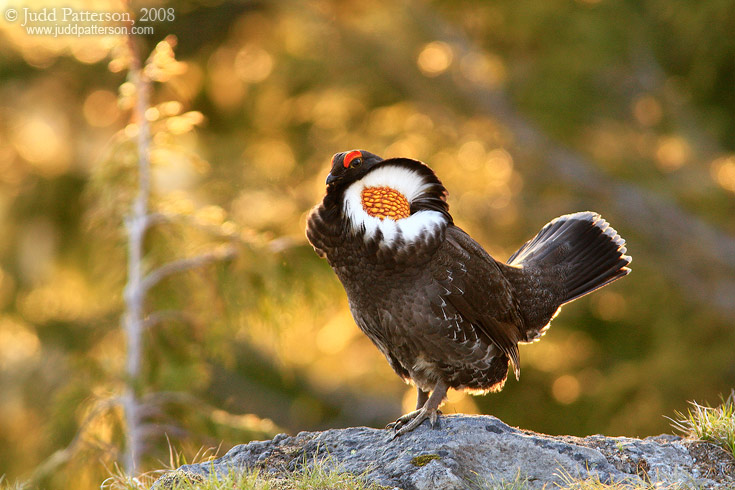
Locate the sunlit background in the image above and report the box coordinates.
[1,0,734,488]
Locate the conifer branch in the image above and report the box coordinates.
[140,246,237,295]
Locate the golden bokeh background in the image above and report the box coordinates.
[0,0,733,488]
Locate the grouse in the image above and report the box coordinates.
[306,150,631,436]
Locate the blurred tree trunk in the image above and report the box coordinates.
[121,32,150,475]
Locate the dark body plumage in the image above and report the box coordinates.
[306,150,631,435]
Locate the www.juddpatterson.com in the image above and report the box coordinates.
[26,22,154,37]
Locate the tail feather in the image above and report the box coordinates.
[564,254,630,302]
[508,211,631,305]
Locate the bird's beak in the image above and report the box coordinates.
[326,173,338,186]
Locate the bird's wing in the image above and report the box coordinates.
[429,225,526,378]
[306,200,345,260]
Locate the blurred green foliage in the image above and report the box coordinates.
[0,0,733,488]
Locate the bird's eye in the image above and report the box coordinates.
[342,150,363,168]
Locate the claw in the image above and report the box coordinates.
[388,408,443,438]
[392,406,435,437]
[429,408,441,427]
[386,409,418,435]
[387,409,418,428]
[387,380,448,438]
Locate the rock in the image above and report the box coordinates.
[151,414,735,489]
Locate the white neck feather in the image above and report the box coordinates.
[342,164,448,247]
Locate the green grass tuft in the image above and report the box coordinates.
[99,451,389,490]
[554,467,712,490]
[670,390,735,458]
[557,478,699,489]
[0,475,28,490]
[287,458,387,490]
[95,459,722,490]
[468,470,700,490]
[468,469,532,490]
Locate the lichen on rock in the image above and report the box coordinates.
[411,454,441,467]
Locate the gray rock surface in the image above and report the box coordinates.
[152,415,734,489]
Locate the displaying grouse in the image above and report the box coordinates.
[306,150,631,436]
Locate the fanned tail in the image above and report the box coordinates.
[508,211,631,304]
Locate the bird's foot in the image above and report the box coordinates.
[387,408,441,438]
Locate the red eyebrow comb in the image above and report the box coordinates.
[342,150,362,168]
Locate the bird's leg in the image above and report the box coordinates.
[388,380,448,437]
[386,386,429,430]
[415,387,429,410]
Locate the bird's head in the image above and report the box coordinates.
[312,149,453,245]
[325,150,384,188]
